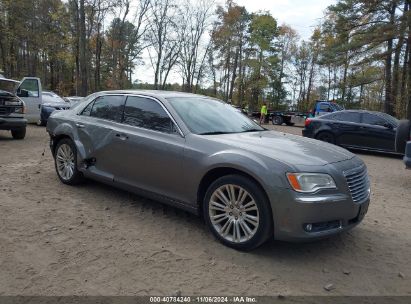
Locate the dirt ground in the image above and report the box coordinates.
[0,124,410,296]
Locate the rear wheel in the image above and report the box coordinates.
[316,131,335,144]
[395,120,411,154]
[11,127,26,140]
[272,116,284,125]
[203,175,273,251]
[54,138,83,185]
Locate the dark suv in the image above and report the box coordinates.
[395,119,411,168]
[0,77,27,139]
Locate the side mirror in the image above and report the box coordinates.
[17,89,29,98]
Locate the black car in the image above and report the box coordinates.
[302,110,400,153]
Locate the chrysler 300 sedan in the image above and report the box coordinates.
[46,91,370,250]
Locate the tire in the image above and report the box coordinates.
[316,131,335,144]
[395,120,411,154]
[11,127,26,140]
[272,116,284,125]
[54,138,83,185]
[203,175,273,251]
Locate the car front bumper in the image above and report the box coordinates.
[404,141,411,169]
[270,189,370,242]
[0,117,27,130]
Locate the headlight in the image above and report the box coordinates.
[286,173,336,193]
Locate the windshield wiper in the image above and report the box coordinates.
[240,128,267,133]
[198,131,233,135]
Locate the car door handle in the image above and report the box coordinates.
[115,133,129,140]
[75,123,85,128]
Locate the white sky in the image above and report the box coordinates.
[134,0,336,84]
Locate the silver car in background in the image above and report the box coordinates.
[46,91,370,250]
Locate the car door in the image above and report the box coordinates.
[17,77,42,123]
[332,112,362,147]
[74,94,126,182]
[111,95,186,202]
[358,113,396,151]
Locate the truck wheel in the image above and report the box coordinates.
[11,128,26,140]
[395,120,411,154]
[272,116,283,125]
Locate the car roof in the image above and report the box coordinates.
[95,90,213,100]
[327,109,385,115]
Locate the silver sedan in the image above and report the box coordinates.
[46,91,370,250]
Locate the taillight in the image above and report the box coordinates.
[305,118,312,127]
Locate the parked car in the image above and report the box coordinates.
[64,96,84,103]
[38,91,71,126]
[395,119,411,168]
[0,77,27,139]
[303,110,399,154]
[47,91,370,250]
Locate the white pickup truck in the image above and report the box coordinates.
[0,76,44,123]
[14,77,44,123]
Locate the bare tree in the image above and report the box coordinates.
[177,0,214,92]
[147,0,181,89]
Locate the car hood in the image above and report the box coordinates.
[0,78,20,95]
[204,130,355,166]
[43,102,71,108]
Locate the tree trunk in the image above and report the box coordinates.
[79,0,88,96]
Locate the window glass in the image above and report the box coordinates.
[19,79,39,97]
[89,95,124,122]
[332,112,361,123]
[81,101,94,116]
[123,96,173,133]
[377,112,399,127]
[362,113,387,126]
[319,103,331,111]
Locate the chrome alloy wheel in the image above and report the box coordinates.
[208,184,260,243]
[56,144,75,181]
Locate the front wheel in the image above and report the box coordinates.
[203,175,273,251]
[11,127,26,139]
[54,138,83,185]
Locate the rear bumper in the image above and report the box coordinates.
[269,188,370,242]
[404,141,411,169]
[0,117,27,130]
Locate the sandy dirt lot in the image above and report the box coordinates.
[0,125,410,296]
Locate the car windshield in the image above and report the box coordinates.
[378,112,399,127]
[167,97,264,135]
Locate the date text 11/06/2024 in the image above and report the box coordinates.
[149,296,257,303]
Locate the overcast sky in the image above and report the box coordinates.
[233,0,336,40]
[135,0,336,84]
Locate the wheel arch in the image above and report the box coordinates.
[197,167,272,217]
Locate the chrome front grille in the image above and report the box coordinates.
[344,166,370,203]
